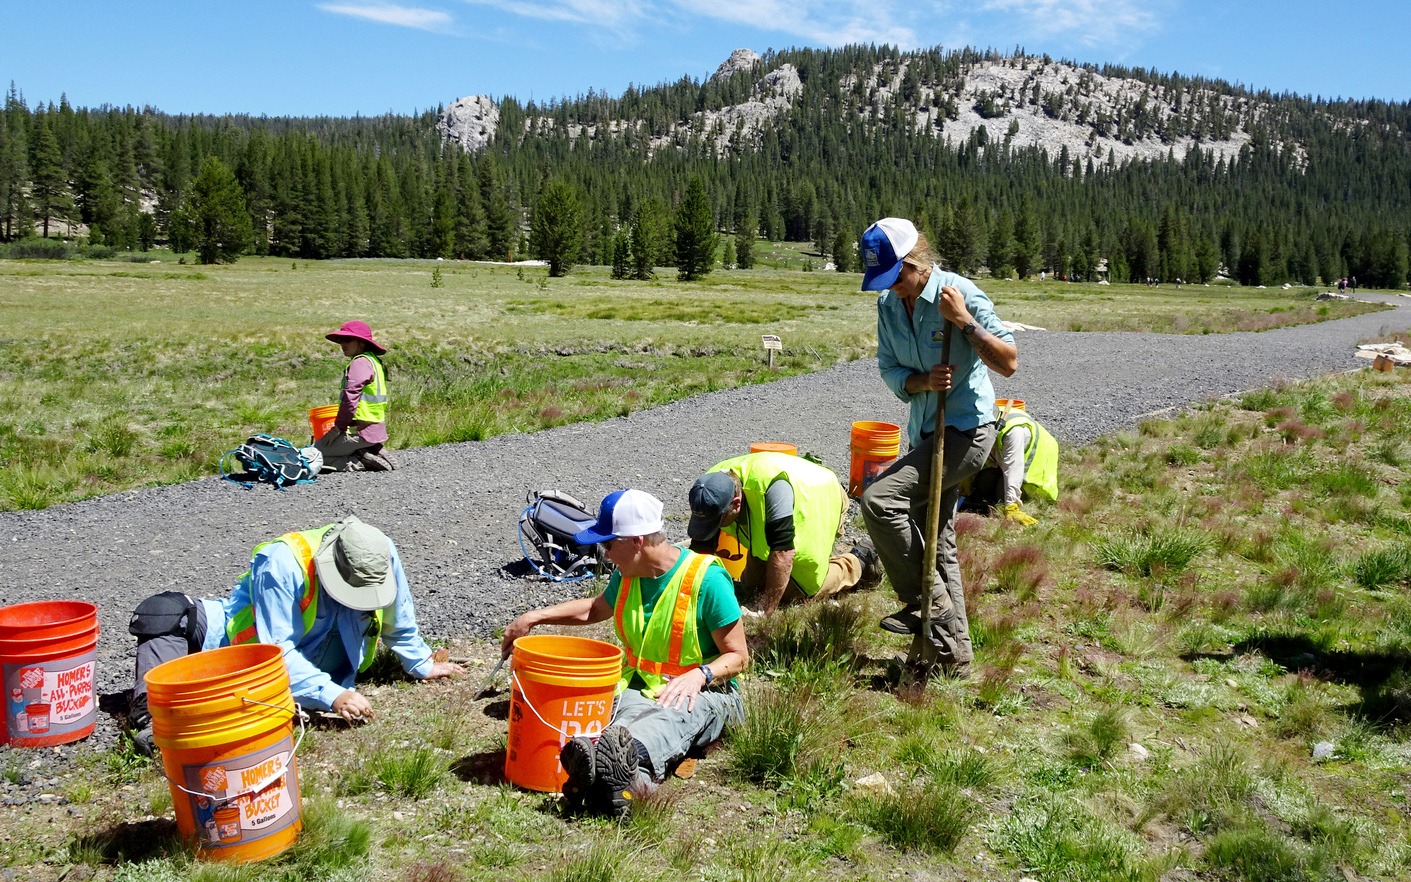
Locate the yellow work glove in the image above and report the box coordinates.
[1003,502,1038,526]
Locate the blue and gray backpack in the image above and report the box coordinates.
[220,434,319,489]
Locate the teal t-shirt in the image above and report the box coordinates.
[603,546,741,659]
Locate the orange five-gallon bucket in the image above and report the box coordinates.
[146,643,303,863]
[308,405,339,440]
[749,441,797,456]
[506,635,623,793]
[848,421,902,497]
[1,601,99,748]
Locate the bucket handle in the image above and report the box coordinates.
[159,697,308,807]
[511,671,619,740]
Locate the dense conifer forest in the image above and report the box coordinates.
[2,44,1409,286]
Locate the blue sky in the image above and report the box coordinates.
[2,1,1405,116]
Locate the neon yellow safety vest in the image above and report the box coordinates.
[709,451,845,596]
[349,354,388,424]
[226,526,383,671]
[613,549,725,699]
[997,410,1059,502]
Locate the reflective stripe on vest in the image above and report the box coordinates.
[613,549,716,698]
[349,353,387,424]
[710,451,844,596]
[226,525,383,670]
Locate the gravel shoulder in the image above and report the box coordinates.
[1,295,1406,753]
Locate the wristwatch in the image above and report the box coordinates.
[961,320,978,336]
[699,664,714,687]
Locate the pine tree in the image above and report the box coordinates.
[174,155,252,264]
[631,199,665,280]
[610,228,631,279]
[987,210,1014,279]
[1011,199,1040,279]
[530,176,583,277]
[28,114,73,238]
[735,215,757,270]
[479,155,516,261]
[674,176,718,281]
[0,96,32,241]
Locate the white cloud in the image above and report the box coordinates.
[978,0,1161,46]
[671,0,915,47]
[319,3,454,31]
[459,0,647,33]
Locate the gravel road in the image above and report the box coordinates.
[1,293,1406,761]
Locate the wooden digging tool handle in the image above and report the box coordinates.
[914,321,954,668]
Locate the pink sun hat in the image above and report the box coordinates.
[325,320,386,355]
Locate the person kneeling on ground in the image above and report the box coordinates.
[314,320,395,472]
[501,489,749,817]
[959,404,1059,526]
[686,452,881,615]
[126,515,464,754]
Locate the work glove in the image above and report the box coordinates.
[1003,502,1038,526]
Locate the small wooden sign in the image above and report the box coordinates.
[762,335,782,369]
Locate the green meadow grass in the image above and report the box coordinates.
[7,365,1411,880]
[0,254,1389,510]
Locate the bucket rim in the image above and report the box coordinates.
[145,643,285,690]
[0,600,99,633]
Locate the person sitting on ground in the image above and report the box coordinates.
[501,489,748,817]
[959,404,1059,526]
[314,320,394,472]
[126,516,464,754]
[686,451,880,615]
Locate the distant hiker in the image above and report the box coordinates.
[1338,278,1347,294]
[125,516,464,754]
[1350,276,1358,293]
[959,404,1059,526]
[501,489,748,817]
[856,217,1018,675]
[314,320,394,471]
[686,452,880,615]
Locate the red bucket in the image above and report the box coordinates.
[1,601,100,748]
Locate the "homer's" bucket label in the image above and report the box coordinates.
[182,735,301,850]
[3,651,96,745]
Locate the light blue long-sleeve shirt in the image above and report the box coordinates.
[200,537,434,711]
[876,266,1015,447]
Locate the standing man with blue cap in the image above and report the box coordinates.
[501,489,748,817]
[856,218,1018,675]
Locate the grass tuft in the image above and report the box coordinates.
[854,781,977,854]
[1094,528,1207,577]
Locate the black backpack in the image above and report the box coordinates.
[220,434,319,490]
[517,490,605,582]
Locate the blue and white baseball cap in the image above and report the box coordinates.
[573,489,664,544]
[860,217,919,291]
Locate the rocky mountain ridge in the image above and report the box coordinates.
[437,47,1311,169]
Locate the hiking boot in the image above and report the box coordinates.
[124,695,156,757]
[558,735,596,814]
[357,449,394,472]
[591,725,640,818]
[851,541,883,588]
[879,605,922,635]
